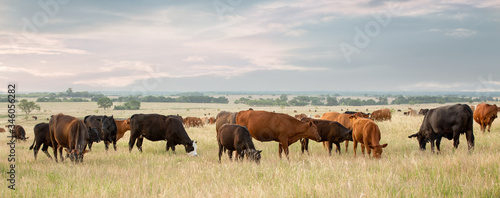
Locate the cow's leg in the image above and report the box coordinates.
[104,141,110,152]
[33,141,41,160]
[429,135,436,154]
[113,140,117,151]
[366,144,372,157]
[328,141,333,156]
[322,141,328,151]
[128,137,136,152]
[353,140,358,158]
[335,143,341,155]
[136,138,144,153]
[345,140,349,153]
[227,150,233,161]
[283,144,290,160]
[42,144,52,159]
[59,147,64,162]
[360,144,366,157]
[435,136,442,154]
[453,132,460,149]
[466,130,475,152]
[237,149,243,161]
[218,143,223,163]
[53,145,58,163]
[167,141,176,154]
[487,123,492,133]
[300,139,308,155]
[278,143,283,159]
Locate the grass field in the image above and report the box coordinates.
[1,102,499,197]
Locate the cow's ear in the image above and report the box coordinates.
[349,115,355,119]
[368,145,375,149]
[257,150,262,154]
[308,121,313,127]
[408,133,418,138]
[381,144,388,148]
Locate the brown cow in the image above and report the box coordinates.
[294,114,307,120]
[314,115,321,118]
[115,118,131,141]
[235,110,320,159]
[209,117,216,124]
[50,113,100,163]
[183,117,204,128]
[0,127,5,133]
[12,125,28,141]
[473,103,498,133]
[370,109,392,121]
[408,108,418,116]
[350,117,388,159]
[216,111,237,133]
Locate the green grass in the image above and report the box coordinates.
[0,102,499,197]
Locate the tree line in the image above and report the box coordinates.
[234,95,389,106]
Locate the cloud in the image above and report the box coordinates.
[399,82,469,91]
[182,56,208,62]
[0,66,75,77]
[428,28,477,38]
[284,29,307,37]
[0,32,88,55]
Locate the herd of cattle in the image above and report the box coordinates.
[2,103,499,164]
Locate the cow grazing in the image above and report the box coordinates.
[12,125,28,141]
[350,117,388,159]
[50,113,100,163]
[129,114,197,156]
[217,124,262,164]
[299,118,352,155]
[114,118,131,141]
[473,103,498,133]
[408,104,474,153]
[370,109,392,121]
[216,111,237,133]
[321,112,366,152]
[84,115,117,151]
[235,110,320,159]
[419,109,430,116]
[29,123,53,160]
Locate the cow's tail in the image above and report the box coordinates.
[29,138,35,150]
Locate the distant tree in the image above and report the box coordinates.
[66,88,73,97]
[326,97,339,106]
[280,94,288,102]
[19,99,41,115]
[97,97,113,110]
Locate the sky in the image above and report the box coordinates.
[0,0,499,94]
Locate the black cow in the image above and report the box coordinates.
[419,109,429,116]
[84,115,117,151]
[217,124,261,164]
[300,118,353,155]
[29,123,53,160]
[408,104,474,153]
[129,114,197,156]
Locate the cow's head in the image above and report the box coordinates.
[408,132,427,150]
[88,127,101,143]
[101,115,117,142]
[64,148,89,163]
[368,144,388,159]
[244,149,262,164]
[185,141,198,157]
[304,121,321,141]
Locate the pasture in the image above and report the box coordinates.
[1,102,500,197]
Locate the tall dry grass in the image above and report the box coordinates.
[0,102,499,197]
